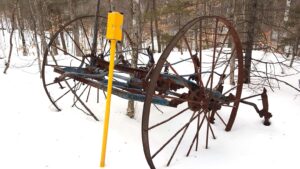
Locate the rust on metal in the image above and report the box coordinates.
[41,14,272,169]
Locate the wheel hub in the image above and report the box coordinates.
[187,88,208,112]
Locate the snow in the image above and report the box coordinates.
[1,47,300,169]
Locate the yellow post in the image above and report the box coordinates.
[100,11,124,168]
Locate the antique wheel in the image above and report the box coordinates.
[42,15,135,120]
[142,16,244,168]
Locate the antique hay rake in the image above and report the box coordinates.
[41,2,272,169]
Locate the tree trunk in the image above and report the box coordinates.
[127,0,141,118]
[33,0,47,55]
[3,0,19,74]
[230,0,236,85]
[16,2,28,56]
[178,13,183,54]
[203,0,209,48]
[244,0,258,84]
[68,0,81,56]
[108,0,115,11]
[284,0,293,65]
[150,1,155,51]
[1,17,5,38]
[58,16,68,55]
[284,0,292,23]
[28,0,42,77]
[153,0,161,53]
[60,32,68,55]
[51,32,59,55]
[194,1,200,52]
[49,15,59,56]
[33,26,42,77]
[290,37,299,67]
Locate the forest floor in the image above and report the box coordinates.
[0,51,300,169]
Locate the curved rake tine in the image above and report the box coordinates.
[86,85,92,102]
[72,84,89,107]
[64,80,99,121]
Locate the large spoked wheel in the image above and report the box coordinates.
[42,15,134,120]
[142,16,244,168]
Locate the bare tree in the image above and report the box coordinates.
[34,0,48,55]
[28,0,42,76]
[68,0,81,56]
[127,0,141,118]
[152,0,161,53]
[16,1,28,56]
[244,0,258,83]
[3,0,19,74]
[229,0,236,85]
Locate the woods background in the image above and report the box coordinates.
[0,0,299,116]
[0,0,299,57]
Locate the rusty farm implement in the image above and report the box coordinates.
[41,3,272,169]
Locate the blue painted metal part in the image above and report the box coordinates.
[160,73,198,88]
[62,67,173,107]
[61,67,225,107]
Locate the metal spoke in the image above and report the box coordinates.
[49,43,85,64]
[183,36,193,57]
[205,111,210,149]
[148,108,189,130]
[216,112,227,126]
[151,111,201,159]
[53,81,80,104]
[167,111,196,166]
[80,19,92,51]
[199,20,202,77]
[72,84,89,107]
[64,80,99,121]
[187,111,206,156]
[204,111,216,140]
[222,85,238,96]
[183,35,205,89]
[63,27,85,56]
[195,113,201,151]
[165,60,193,91]
[205,19,219,89]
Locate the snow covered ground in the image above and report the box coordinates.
[0,50,300,169]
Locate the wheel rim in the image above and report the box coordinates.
[142,16,244,169]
